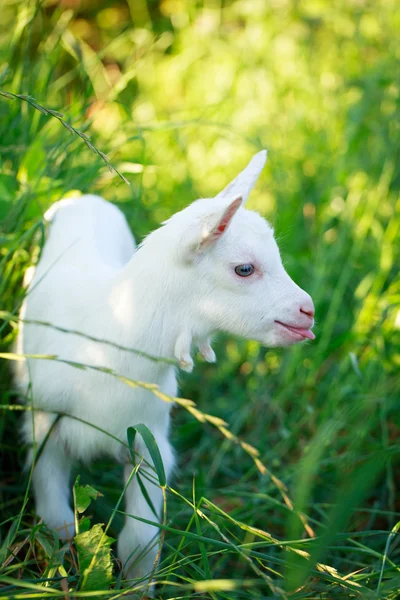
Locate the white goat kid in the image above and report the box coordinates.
[16,150,314,586]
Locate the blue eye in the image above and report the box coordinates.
[235,264,255,277]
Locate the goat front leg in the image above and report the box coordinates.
[118,436,174,596]
[28,423,75,540]
[174,330,194,372]
[197,336,216,363]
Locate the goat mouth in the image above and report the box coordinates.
[275,321,315,341]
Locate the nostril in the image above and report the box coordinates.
[300,306,315,319]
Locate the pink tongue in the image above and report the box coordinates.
[299,328,315,340]
[286,325,315,340]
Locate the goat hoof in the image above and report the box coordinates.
[200,344,216,363]
[179,357,194,372]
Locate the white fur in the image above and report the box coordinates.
[15,150,314,588]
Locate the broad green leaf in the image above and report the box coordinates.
[75,523,115,592]
[73,476,101,514]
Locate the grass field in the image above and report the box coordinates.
[0,0,399,598]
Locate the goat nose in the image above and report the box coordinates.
[300,301,315,319]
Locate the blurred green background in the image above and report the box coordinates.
[0,0,399,598]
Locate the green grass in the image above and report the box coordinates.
[1,0,399,598]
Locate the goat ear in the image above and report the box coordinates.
[215,150,267,206]
[199,196,242,249]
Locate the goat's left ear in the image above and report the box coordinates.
[200,196,242,249]
[215,150,267,206]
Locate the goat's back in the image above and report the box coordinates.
[15,195,136,391]
[42,195,135,271]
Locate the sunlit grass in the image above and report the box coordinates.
[0,0,399,598]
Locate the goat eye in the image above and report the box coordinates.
[234,264,255,277]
